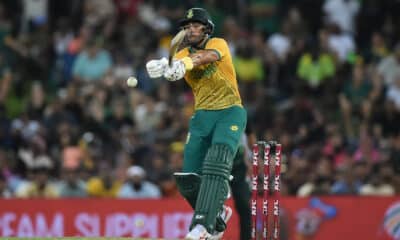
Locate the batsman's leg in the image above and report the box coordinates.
[174,172,201,208]
[193,105,246,233]
[179,132,227,233]
[178,129,209,207]
[190,143,234,233]
[175,172,232,233]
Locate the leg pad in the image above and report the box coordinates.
[192,144,234,232]
[174,172,201,209]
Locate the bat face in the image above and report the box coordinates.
[168,29,186,66]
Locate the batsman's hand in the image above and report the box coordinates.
[146,58,168,78]
[164,60,186,81]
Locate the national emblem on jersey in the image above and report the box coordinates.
[187,9,194,19]
[230,125,239,131]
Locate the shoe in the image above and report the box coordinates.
[209,205,233,240]
[185,224,212,240]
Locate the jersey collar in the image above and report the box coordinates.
[189,37,210,53]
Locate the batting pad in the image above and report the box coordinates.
[174,172,229,233]
[174,172,201,209]
[192,144,234,232]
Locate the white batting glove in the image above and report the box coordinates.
[163,60,186,81]
[146,58,168,78]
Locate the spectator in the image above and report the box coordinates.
[378,43,400,87]
[83,0,116,26]
[15,166,59,198]
[353,131,381,164]
[330,166,362,195]
[364,32,389,64]
[267,21,291,62]
[105,98,135,133]
[284,7,308,45]
[83,0,116,38]
[367,69,386,121]
[389,134,400,175]
[285,149,310,195]
[114,0,142,21]
[247,0,280,34]
[118,165,161,198]
[72,37,112,83]
[0,3,28,60]
[233,40,265,104]
[338,64,372,137]
[146,154,167,184]
[326,23,355,63]
[157,171,179,198]
[0,106,12,149]
[110,52,135,86]
[58,168,87,197]
[0,53,12,105]
[323,0,360,34]
[322,129,349,168]
[52,18,75,87]
[132,95,163,136]
[359,163,395,196]
[17,135,54,172]
[0,173,12,198]
[26,82,47,121]
[386,74,400,111]
[86,163,122,197]
[20,0,48,34]
[297,46,335,96]
[298,174,333,197]
[220,17,244,56]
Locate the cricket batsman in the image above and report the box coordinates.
[146,7,247,240]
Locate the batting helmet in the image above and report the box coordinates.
[179,8,215,35]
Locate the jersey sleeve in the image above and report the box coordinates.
[206,38,229,60]
[174,48,189,60]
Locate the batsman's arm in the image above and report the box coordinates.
[164,38,227,81]
[180,50,220,71]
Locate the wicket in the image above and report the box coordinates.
[251,141,282,240]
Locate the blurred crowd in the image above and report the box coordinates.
[0,0,400,199]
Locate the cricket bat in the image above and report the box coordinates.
[168,29,186,66]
